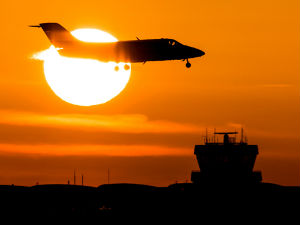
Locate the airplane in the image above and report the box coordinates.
[30,23,205,70]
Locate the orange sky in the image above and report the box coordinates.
[0,0,299,186]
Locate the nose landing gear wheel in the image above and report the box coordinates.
[186,59,191,68]
[124,64,130,70]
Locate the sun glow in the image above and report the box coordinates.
[33,28,131,106]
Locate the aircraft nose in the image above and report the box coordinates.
[192,47,205,57]
[186,46,205,58]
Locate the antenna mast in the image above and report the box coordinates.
[241,127,244,143]
[74,169,76,185]
[108,168,110,184]
[214,128,216,143]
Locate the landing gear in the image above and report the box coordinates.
[124,64,130,71]
[186,59,191,68]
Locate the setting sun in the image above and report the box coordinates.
[34,28,131,106]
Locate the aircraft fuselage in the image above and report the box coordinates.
[59,39,204,63]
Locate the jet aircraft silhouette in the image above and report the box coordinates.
[30,23,205,69]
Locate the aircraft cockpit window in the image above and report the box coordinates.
[169,40,176,46]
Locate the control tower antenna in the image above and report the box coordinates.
[241,127,244,143]
[235,129,237,142]
[214,128,216,143]
[74,169,76,185]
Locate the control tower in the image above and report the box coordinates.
[191,130,262,184]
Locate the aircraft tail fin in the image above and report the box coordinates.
[37,23,76,48]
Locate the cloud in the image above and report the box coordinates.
[256,84,293,88]
[0,110,202,156]
[227,122,299,139]
[0,143,190,157]
[0,110,202,134]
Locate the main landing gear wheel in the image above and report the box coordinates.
[186,59,191,68]
[114,66,119,71]
[124,64,130,70]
